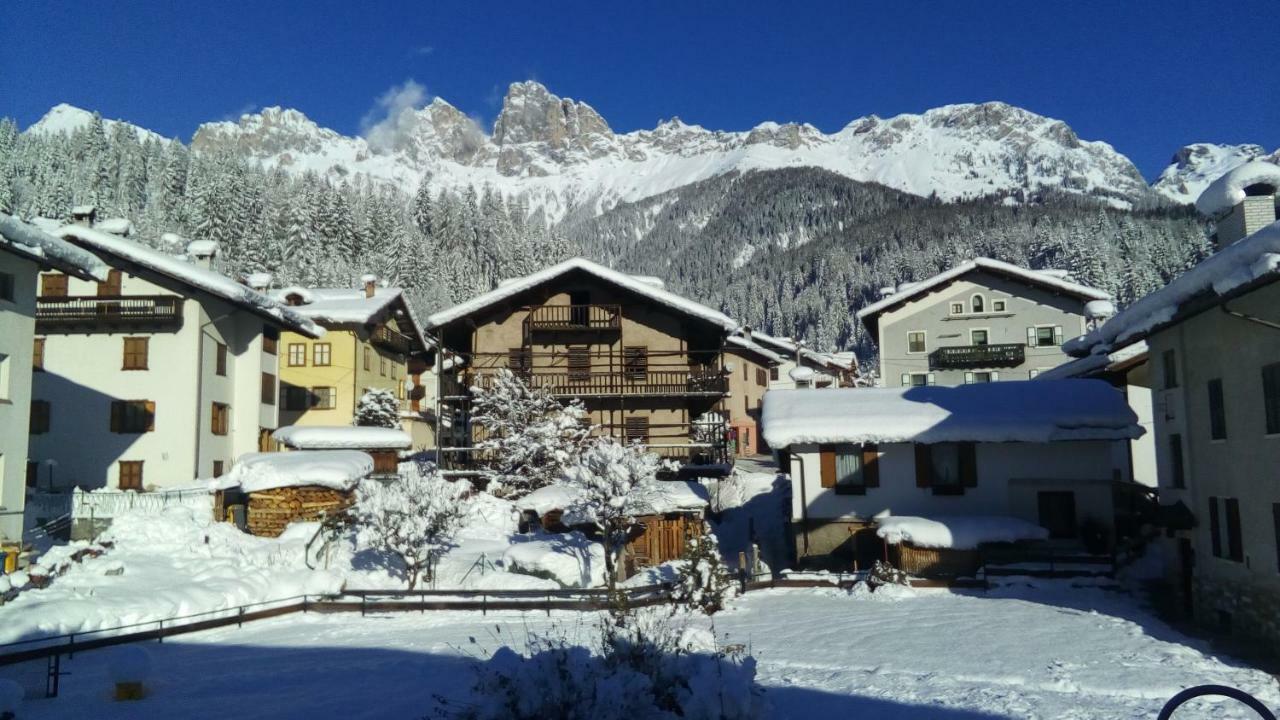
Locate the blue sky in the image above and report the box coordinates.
[2,1,1277,180]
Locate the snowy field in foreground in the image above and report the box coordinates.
[7,585,1278,720]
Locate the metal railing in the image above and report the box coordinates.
[525,304,621,331]
[471,370,727,397]
[36,295,183,331]
[928,343,1025,369]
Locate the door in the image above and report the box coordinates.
[1037,491,1078,539]
[1178,538,1195,616]
[569,290,589,326]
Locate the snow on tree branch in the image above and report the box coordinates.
[352,459,468,589]
[354,387,401,428]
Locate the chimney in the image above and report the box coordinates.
[1197,161,1280,247]
[245,272,273,291]
[186,241,220,270]
[360,273,378,299]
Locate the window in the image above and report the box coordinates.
[118,461,144,491]
[624,416,649,444]
[215,343,228,376]
[971,294,985,313]
[288,344,307,367]
[907,331,926,354]
[379,356,388,377]
[1207,379,1227,440]
[950,302,964,315]
[262,327,279,355]
[311,343,331,367]
[110,400,155,433]
[1168,434,1185,488]
[902,372,933,387]
[756,368,768,387]
[30,400,50,434]
[623,346,648,380]
[364,347,372,371]
[769,366,779,381]
[1225,498,1243,562]
[508,347,531,375]
[1162,350,1178,389]
[819,444,880,495]
[1028,326,1063,348]
[1273,504,1280,572]
[284,386,310,411]
[261,372,276,405]
[211,402,230,435]
[312,386,336,409]
[0,272,14,302]
[568,347,590,381]
[97,269,122,296]
[992,299,1007,312]
[212,460,224,478]
[122,337,149,370]
[32,338,44,371]
[40,273,67,297]
[1263,362,1280,434]
[0,353,8,400]
[914,442,977,494]
[26,461,37,488]
[1208,496,1243,562]
[966,371,996,383]
[970,329,989,346]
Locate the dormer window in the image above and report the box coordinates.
[971,294,985,313]
[285,293,305,306]
[992,299,1006,312]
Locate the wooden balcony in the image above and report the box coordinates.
[36,295,183,333]
[471,370,727,398]
[929,343,1025,370]
[371,325,414,355]
[525,304,621,332]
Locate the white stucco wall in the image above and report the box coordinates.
[0,252,38,541]
[788,440,1117,531]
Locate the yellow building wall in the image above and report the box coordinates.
[277,328,409,429]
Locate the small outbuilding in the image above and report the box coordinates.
[762,379,1143,569]
[220,451,372,537]
[271,426,411,477]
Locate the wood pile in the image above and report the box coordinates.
[246,486,353,537]
[888,542,981,578]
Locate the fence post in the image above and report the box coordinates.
[361,595,366,618]
[68,633,74,659]
[238,606,245,628]
[157,619,163,643]
[547,593,552,617]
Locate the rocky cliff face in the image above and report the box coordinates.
[1152,142,1279,205]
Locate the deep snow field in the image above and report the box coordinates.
[5,584,1279,719]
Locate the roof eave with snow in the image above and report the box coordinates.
[0,214,110,280]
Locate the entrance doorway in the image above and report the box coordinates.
[1037,491,1078,539]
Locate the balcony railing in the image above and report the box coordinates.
[437,440,730,473]
[471,370,727,397]
[929,343,1025,369]
[36,295,183,332]
[525,304,621,331]
[371,325,414,355]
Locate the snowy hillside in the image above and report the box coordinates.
[1152,142,1280,205]
[26,103,170,145]
[27,82,1173,220]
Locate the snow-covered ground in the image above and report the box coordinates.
[6,584,1277,719]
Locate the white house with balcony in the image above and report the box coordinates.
[0,215,109,542]
[23,219,323,505]
[856,258,1112,387]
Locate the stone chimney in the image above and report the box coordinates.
[1197,161,1280,247]
[1218,190,1278,246]
[186,241,220,270]
[245,272,273,291]
[360,273,378,299]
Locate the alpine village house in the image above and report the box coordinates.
[426,257,749,477]
[1064,161,1280,648]
[22,214,324,513]
[0,214,109,543]
[856,257,1113,387]
[271,278,435,450]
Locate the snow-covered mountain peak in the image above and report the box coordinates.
[491,81,620,177]
[1152,142,1276,204]
[193,106,358,161]
[27,103,167,144]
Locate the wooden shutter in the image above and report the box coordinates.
[1208,497,1221,558]
[145,401,156,431]
[624,416,649,444]
[1026,327,1036,347]
[862,444,879,487]
[568,347,590,381]
[624,346,648,380]
[819,448,836,488]
[900,374,910,387]
[914,444,933,487]
[110,400,122,432]
[97,269,122,296]
[1226,498,1243,562]
[959,442,978,487]
[40,273,67,297]
[32,338,44,370]
[1053,326,1064,346]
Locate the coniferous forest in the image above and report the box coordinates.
[0,114,1210,365]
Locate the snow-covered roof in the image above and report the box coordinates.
[54,224,324,338]
[425,257,740,332]
[185,239,220,257]
[1195,161,1280,217]
[761,380,1141,448]
[271,285,431,350]
[0,214,110,280]
[220,450,372,493]
[875,515,1049,549]
[95,217,132,236]
[1064,221,1280,357]
[272,425,412,451]
[747,330,856,372]
[726,334,785,364]
[1036,341,1148,381]
[855,258,1110,337]
[519,480,709,524]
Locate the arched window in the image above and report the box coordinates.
[971,294,985,313]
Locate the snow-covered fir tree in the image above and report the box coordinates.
[354,388,401,428]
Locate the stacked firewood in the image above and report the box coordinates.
[245,486,353,537]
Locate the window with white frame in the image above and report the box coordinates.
[950,301,964,315]
[971,294,985,313]
[0,353,9,400]
[965,371,997,383]
[901,372,934,387]
[907,331,926,353]
[992,299,1006,312]
[970,329,989,346]
[1028,325,1063,348]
